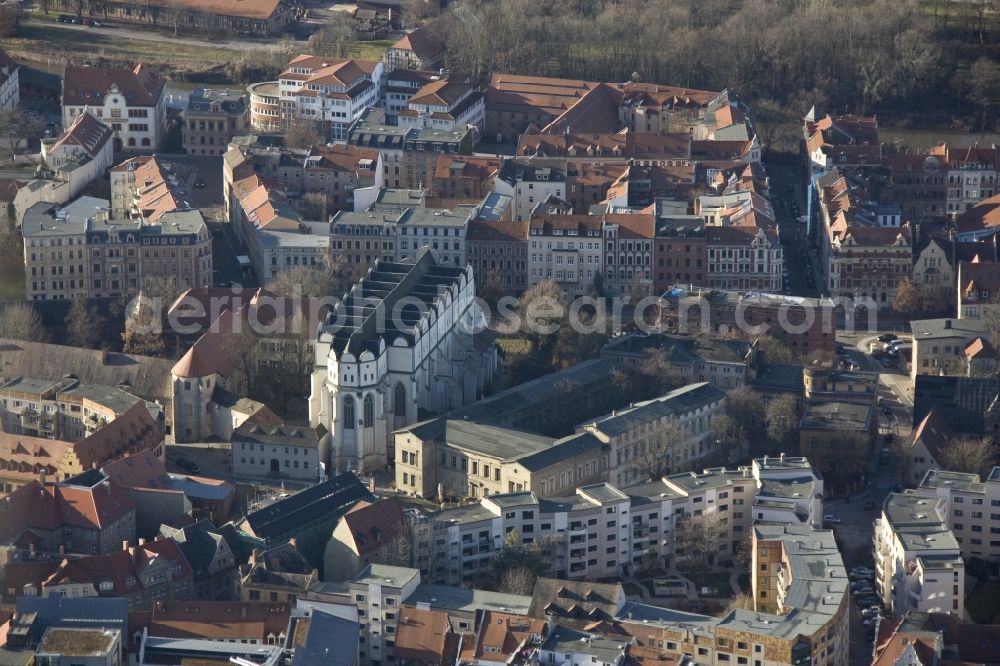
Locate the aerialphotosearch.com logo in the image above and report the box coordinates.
[123,285,880,340]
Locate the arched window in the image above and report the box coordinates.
[363,394,374,428]
[394,382,406,418]
[343,396,356,430]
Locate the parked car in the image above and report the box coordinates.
[194,179,206,188]
[57,14,72,22]
[863,500,877,511]
[878,333,898,343]
[824,514,842,525]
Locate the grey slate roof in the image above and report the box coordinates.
[15,596,127,637]
[236,472,372,541]
[405,583,532,615]
[583,382,725,437]
[292,609,359,666]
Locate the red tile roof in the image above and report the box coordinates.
[459,611,546,662]
[957,195,1000,236]
[148,601,291,641]
[339,497,405,556]
[42,537,191,597]
[63,63,165,107]
[392,608,458,666]
[390,27,444,62]
[50,109,113,159]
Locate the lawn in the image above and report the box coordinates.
[622,582,645,597]
[0,242,25,301]
[691,572,734,598]
[966,582,1000,624]
[8,23,242,70]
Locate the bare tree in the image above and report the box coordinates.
[268,255,359,299]
[938,436,998,479]
[765,394,799,450]
[0,109,39,164]
[381,532,412,568]
[633,420,684,480]
[710,413,746,463]
[674,513,726,583]
[300,191,328,221]
[122,296,165,355]
[725,386,766,449]
[307,14,356,57]
[892,278,922,315]
[0,303,47,342]
[284,117,325,150]
[65,296,102,349]
[498,566,537,595]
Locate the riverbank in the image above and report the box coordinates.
[7,21,393,84]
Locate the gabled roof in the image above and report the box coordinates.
[528,578,624,626]
[63,63,165,107]
[338,497,405,556]
[39,537,190,597]
[460,611,547,663]
[389,27,444,62]
[909,408,954,465]
[956,194,1000,236]
[49,109,113,159]
[237,472,372,541]
[148,600,290,641]
[391,608,459,666]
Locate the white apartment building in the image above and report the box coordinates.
[62,64,167,151]
[915,467,1000,566]
[909,318,989,382]
[231,420,330,482]
[494,160,567,223]
[581,382,728,486]
[258,224,331,287]
[397,79,485,133]
[874,492,966,618]
[40,110,115,200]
[527,214,604,296]
[395,205,475,267]
[349,564,420,666]
[535,627,631,666]
[411,456,822,585]
[275,55,383,140]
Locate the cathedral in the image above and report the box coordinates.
[308,251,497,473]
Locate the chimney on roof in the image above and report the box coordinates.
[289,537,298,550]
[123,540,130,551]
[139,538,146,546]
[39,469,46,486]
